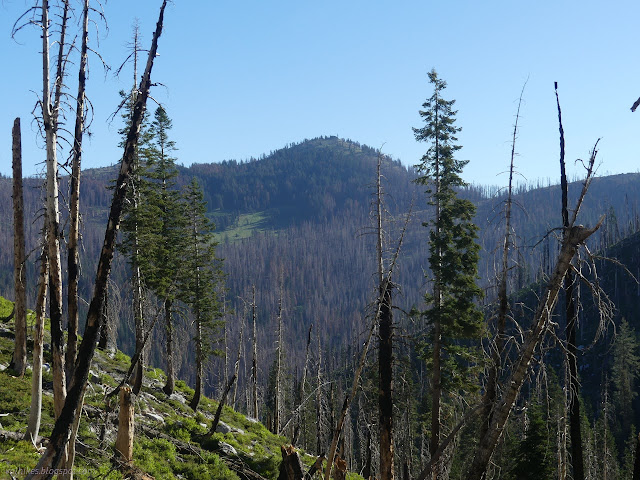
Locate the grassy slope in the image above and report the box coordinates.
[0,296,341,480]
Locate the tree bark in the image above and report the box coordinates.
[278,445,305,480]
[42,0,69,423]
[66,0,89,387]
[466,223,601,480]
[116,386,135,462]
[556,83,585,480]
[10,117,27,377]
[292,323,312,445]
[25,243,49,443]
[190,305,203,410]
[274,282,283,434]
[379,282,394,480]
[25,3,167,476]
[252,285,259,419]
[162,297,175,395]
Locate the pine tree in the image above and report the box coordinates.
[180,178,225,410]
[412,68,483,476]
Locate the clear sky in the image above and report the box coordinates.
[1,0,639,187]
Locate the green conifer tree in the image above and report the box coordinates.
[508,402,556,480]
[412,69,483,473]
[180,178,225,410]
[138,106,186,395]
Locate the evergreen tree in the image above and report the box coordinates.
[612,319,640,448]
[180,178,225,410]
[508,402,556,480]
[136,105,186,395]
[412,69,483,473]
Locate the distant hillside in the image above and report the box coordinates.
[0,136,639,403]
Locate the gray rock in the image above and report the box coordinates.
[168,393,187,404]
[144,412,165,423]
[216,421,232,434]
[219,442,237,456]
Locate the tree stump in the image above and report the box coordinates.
[277,445,304,480]
[115,386,134,462]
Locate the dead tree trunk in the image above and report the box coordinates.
[556,82,585,480]
[278,445,305,480]
[66,0,89,387]
[292,323,313,445]
[25,3,167,476]
[42,0,69,422]
[10,117,27,377]
[162,298,175,395]
[116,386,135,462]
[274,280,284,434]
[376,152,395,480]
[26,242,49,443]
[478,83,523,445]
[466,223,602,480]
[252,285,259,419]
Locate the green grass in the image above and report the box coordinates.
[215,211,272,242]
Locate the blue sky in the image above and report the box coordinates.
[1,0,639,187]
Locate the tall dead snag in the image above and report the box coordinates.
[116,386,135,462]
[26,3,167,476]
[274,276,284,434]
[479,83,524,445]
[556,82,585,480]
[26,241,49,443]
[292,323,313,445]
[252,285,259,419]
[466,143,602,480]
[376,152,394,480]
[10,118,27,377]
[66,0,89,386]
[324,192,410,480]
[41,0,70,422]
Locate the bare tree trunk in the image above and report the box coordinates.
[66,0,89,387]
[316,332,324,455]
[466,223,602,480]
[377,152,394,480]
[556,83,585,480]
[478,83,523,444]
[324,319,377,480]
[292,323,313,445]
[162,298,175,395]
[42,0,69,423]
[252,285,259,419]
[116,386,135,462]
[10,117,27,377]
[190,307,203,410]
[26,242,49,443]
[274,279,284,433]
[208,329,243,436]
[26,4,167,476]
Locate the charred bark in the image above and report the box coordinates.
[10,117,27,377]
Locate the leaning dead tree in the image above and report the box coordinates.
[26,2,168,477]
[466,142,602,480]
[10,117,27,377]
